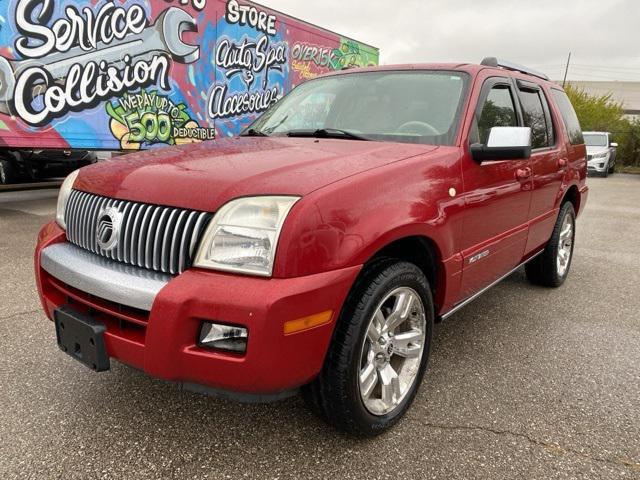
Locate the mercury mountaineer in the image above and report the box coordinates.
[35,59,588,435]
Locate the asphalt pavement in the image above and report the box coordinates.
[0,176,639,479]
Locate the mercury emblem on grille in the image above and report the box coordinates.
[96,207,123,252]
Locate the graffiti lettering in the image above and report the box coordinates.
[15,0,147,58]
[15,55,169,126]
[173,126,215,141]
[216,36,286,89]
[291,40,379,74]
[211,2,287,122]
[216,38,254,78]
[225,0,276,36]
[108,89,214,149]
[0,0,380,149]
[291,60,316,80]
[208,83,279,119]
[291,43,333,68]
[6,1,199,127]
[118,92,184,120]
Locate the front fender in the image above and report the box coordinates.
[274,149,465,279]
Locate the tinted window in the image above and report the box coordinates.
[477,86,517,144]
[519,89,550,149]
[551,89,584,145]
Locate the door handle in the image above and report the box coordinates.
[516,167,532,180]
[558,158,568,169]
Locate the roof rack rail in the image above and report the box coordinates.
[480,57,549,81]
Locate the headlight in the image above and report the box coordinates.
[593,152,609,159]
[56,170,79,230]
[193,196,300,277]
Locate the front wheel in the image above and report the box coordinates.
[525,202,576,288]
[303,260,434,436]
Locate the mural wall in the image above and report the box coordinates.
[0,0,379,150]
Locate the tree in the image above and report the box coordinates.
[564,85,639,168]
[620,119,640,168]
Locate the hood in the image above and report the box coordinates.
[75,137,437,212]
[586,146,609,156]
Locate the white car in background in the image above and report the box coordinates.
[585,131,617,177]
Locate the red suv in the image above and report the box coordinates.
[35,59,588,436]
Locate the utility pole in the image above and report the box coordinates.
[562,52,572,87]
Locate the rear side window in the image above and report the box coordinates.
[477,86,518,144]
[551,89,584,145]
[518,89,551,149]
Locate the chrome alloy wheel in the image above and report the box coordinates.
[358,287,427,416]
[557,212,574,277]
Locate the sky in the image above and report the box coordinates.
[261,0,640,82]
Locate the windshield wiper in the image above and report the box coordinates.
[286,128,371,141]
[241,128,269,137]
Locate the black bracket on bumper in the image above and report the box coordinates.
[54,306,111,372]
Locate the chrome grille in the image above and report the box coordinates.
[65,190,212,275]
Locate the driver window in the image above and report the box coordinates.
[477,85,518,144]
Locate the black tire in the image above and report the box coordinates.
[608,162,615,174]
[609,150,617,172]
[603,165,609,178]
[0,159,15,185]
[525,202,576,288]
[303,259,434,436]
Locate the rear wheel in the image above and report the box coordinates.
[303,260,434,436]
[526,202,576,288]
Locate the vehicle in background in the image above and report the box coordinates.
[585,131,617,177]
[0,149,97,185]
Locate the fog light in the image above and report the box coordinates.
[198,322,248,353]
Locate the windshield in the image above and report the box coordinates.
[247,71,469,146]
[584,134,608,147]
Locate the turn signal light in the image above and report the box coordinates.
[284,311,333,336]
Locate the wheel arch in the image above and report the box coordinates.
[561,184,581,213]
[362,234,445,312]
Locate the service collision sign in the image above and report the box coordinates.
[0,0,379,150]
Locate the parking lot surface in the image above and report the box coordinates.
[1,176,639,479]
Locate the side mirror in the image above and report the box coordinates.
[471,127,532,162]
[610,142,618,148]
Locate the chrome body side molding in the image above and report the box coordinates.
[440,251,543,321]
[41,243,171,311]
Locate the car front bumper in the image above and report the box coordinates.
[35,221,361,397]
[587,158,609,174]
